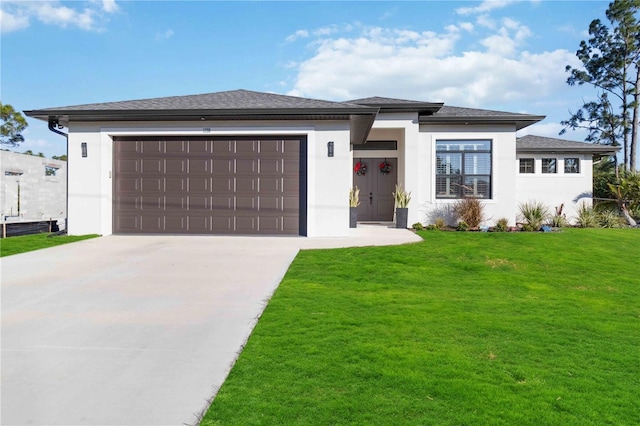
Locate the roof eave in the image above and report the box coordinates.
[24,107,378,126]
[419,115,545,130]
[516,146,621,155]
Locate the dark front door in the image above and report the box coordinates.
[353,158,397,221]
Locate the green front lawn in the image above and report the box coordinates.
[202,229,639,425]
[0,233,99,257]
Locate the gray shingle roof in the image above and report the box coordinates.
[347,96,429,105]
[33,89,366,112]
[516,135,620,154]
[435,105,534,118]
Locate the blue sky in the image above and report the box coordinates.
[1,0,611,158]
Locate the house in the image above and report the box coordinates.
[0,150,67,228]
[23,89,617,237]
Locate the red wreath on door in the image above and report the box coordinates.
[354,160,367,176]
[379,160,392,175]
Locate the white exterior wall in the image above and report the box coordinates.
[66,120,351,237]
[416,124,519,226]
[0,151,67,226]
[516,154,594,224]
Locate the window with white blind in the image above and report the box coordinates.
[436,140,492,199]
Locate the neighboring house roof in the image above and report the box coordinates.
[24,89,378,145]
[421,105,545,130]
[516,135,621,155]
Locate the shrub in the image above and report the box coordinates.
[424,224,438,231]
[494,218,509,232]
[597,209,624,228]
[434,217,447,230]
[576,204,599,228]
[453,198,485,229]
[457,221,469,231]
[519,201,550,231]
[550,204,568,228]
[412,222,424,231]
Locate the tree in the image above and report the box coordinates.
[1,102,28,147]
[562,0,640,172]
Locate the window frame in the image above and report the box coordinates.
[541,158,557,174]
[564,157,580,174]
[519,158,535,174]
[435,140,492,199]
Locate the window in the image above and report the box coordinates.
[436,140,491,199]
[519,158,535,174]
[45,166,59,176]
[352,140,397,150]
[564,158,580,174]
[541,158,557,174]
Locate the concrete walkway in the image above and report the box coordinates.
[1,226,421,426]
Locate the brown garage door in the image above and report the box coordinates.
[113,136,306,235]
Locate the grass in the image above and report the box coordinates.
[0,233,99,257]
[201,229,640,425]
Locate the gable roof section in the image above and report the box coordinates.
[24,89,378,145]
[516,135,620,154]
[421,105,545,131]
[347,96,443,114]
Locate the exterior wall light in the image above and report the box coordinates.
[327,141,334,157]
[81,142,87,158]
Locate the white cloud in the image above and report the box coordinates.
[0,9,29,33]
[155,29,174,40]
[286,23,580,111]
[285,29,309,42]
[456,0,516,16]
[460,22,474,32]
[0,0,119,33]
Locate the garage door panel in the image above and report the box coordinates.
[211,216,233,232]
[116,215,139,232]
[212,178,232,192]
[117,159,139,173]
[142,140,163,154]
[259,178,279,193]
[283,159,299,173]
[236,177,256,192]
[189,158,209,174]
[142,178,163,193]
[236,197,256,211]
[236,140,257,154]
[164,216,186,232]
[165,196,186,210]
[188,140,210,154]
[187,216,210,232]
[165,140,187,155]
[235,216,257,232]
[114,137,302,235]
[142,159,163,174]
[283,177,299,192]
[258,216,280,232]
[167,159,188,173]
[188,177,209,193]
[212,196,233,210]
[259,197,280,211]
[188,196,210,211]
[141,196,162,211]
[213,140,233,155]
[140,215,162,231]
[116,177,139,193]
[259,159,280,174]
[165,177,186,192]
[213,159,233,173]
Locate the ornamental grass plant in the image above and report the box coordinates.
[518,201,550,231]
[453,198,485,229]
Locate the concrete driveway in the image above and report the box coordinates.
[1,227,420,425]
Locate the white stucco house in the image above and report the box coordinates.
[24,90,618,237]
